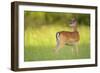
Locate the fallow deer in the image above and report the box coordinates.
[55,18,80,55]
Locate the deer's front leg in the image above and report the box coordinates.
[75,43,79,56]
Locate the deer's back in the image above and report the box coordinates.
[59,31,80,43]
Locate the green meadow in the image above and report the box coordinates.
[24,12,90,61]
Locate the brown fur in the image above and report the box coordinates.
[55,26,80,55]
[59,31,79,45]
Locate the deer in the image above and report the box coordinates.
[55,18,80,55]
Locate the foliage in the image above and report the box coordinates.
[24,11,90,29]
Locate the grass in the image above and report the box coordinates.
[24,24,90,61]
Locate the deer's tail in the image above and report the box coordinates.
[56,32,60,42]
[54,32,60,53]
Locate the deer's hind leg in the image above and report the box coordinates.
[55,35,65,53]
[55,41,65,53]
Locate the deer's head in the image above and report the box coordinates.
[69,18,77,27]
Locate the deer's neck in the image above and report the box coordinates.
[72,26,78,32]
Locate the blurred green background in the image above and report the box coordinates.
[24,11,90,61]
